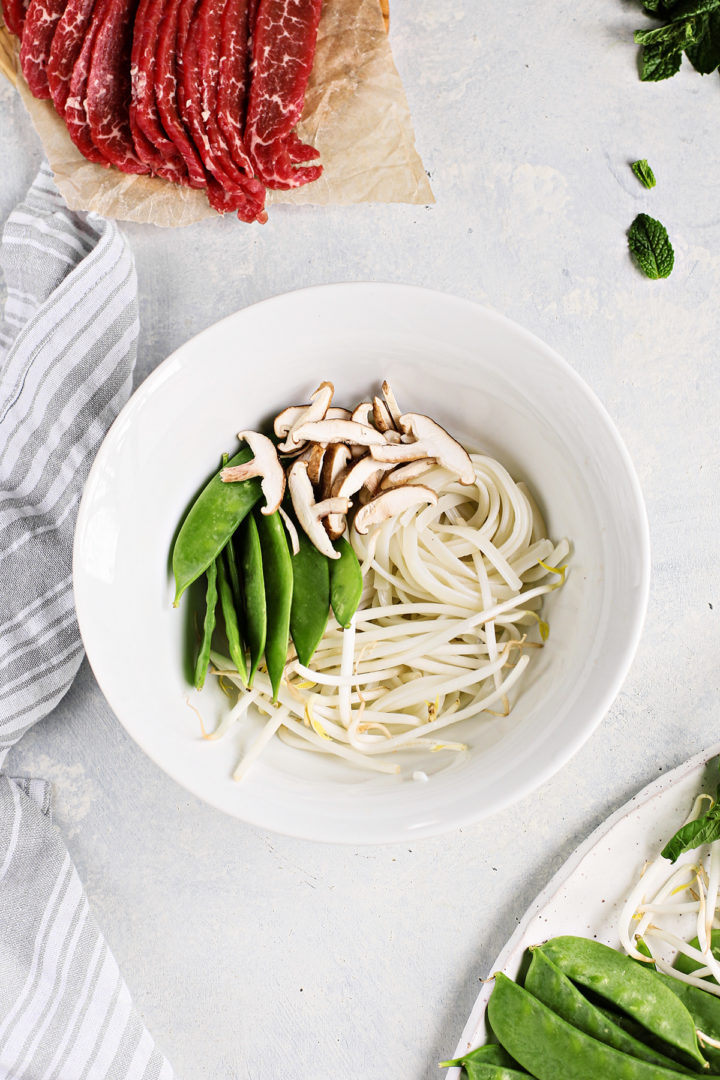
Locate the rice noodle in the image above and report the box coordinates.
[211,454,566,780]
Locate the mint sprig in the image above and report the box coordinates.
[634,0,720,81]
[628,213,675,278]
[631,159,657,187]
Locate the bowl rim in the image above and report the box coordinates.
[73,282,651,843]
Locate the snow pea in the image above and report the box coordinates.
[440,1044,530,1078]
[254,508,293,702]
[290,526,330,667]
[238,513,266,688]
[674,930,720,977]
[225,535,244,610]
[329,536,363,628]
[539,937,706,1068]
[487,974,701,1080]
[194,561,217,690]
[650,969,720,1072]
[459,1065,528,1080]
[221,452,245,612]
[216,550,248,685]
[173,447,262,606]
[525,948,689,1072]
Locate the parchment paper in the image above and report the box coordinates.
[0,0,433,226]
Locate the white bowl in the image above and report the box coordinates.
[73,283,650,843]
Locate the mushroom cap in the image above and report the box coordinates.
[353,485,438,535]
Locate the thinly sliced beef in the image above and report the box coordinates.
[216,0,253,173]
[1,0,28,37]
[154,0,207,187]
[47,0,97,116]
[19,0,69,97]
[85,0,149,173]
[244,0,322,190]
[63,0,109,163]
[129,0,189,183]
[197,0,264,206]
[180,0,265,221]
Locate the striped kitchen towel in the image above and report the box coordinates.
[0,164,175,1078]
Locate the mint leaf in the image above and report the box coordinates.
[641,0,675,14]
[628,214,675,278]
[661,805,720,861]
[639,42,684,78]
[631,159,657,187]
[686,11,720,70]
[665,0,720,20]
[634,17,701,45]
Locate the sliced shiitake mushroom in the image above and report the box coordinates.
[370,414,475,485]
[379,459,437,490]
[276,381,334,452]
[381,381,404,431]
[292,419,386,447]
[221,430,285,515]
[288,460,350,559]
[353,485,438,535]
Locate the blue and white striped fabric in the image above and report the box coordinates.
[0,165,176,1078]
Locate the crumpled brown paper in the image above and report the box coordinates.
[0,0,433,226]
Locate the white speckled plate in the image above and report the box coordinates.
[447,742,720,1075]
[73,283,650,843]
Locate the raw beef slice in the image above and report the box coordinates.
[85,0,150,173]
[244,0,323,190]
[20,0,69,97]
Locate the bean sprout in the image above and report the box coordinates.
[619,787,720,993]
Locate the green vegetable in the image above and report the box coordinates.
[631,159,657,188]
[653,967,720,1071]
[662,779,720,861]
[289,527,330,667]
[440,1044,530,1077]
[539,937,706,1067]
[238,513,266,688]
[172,448,262,606]
[216,549,248,685]
[525,947,688,1071]
[633,0,720,81]
[254,509,293,702]
[487,972,700,1080]
[329,536,363,628]
[672,929,720,975]
[686,12,720,71]
[628,214,675,279]
[639,43,684,81]
[194,562,217,690]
